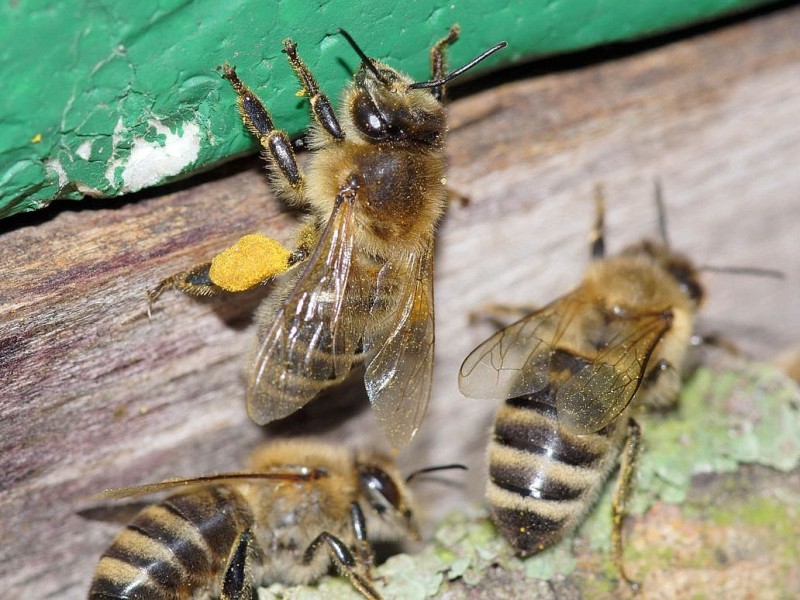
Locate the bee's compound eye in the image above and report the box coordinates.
[359,466,400,512]
[667,261,704,305]
[352,94,387,139]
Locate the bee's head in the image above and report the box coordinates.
[614,181,704,308]
[339,29,506,146]
[631,240,705,307]
[349,54,446,146]
[664,253,705,307]
[356,454,419,540]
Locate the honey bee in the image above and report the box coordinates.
[459,185,705,587]
[89,440,427,599]
[148,29,506,448]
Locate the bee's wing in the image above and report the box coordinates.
[94,468,329,500]
[553,305,672,433]
[362,242,435,448]
[247,195,361,424]
[459,292,672,434]
[458,296,571,400]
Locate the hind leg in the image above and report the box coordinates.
[611,418,643,592]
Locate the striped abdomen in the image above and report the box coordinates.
[89,485,253,599]
[487,390,626,555]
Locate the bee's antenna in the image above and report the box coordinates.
[652,182,784,283]
[405,463,467,484]
[591,184,606,259]
[653,178,670,248]
[409,41,507,91]
[338,29,387,83]
[699,264,785,279]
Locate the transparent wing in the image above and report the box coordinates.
[95,468,328,500]
[459,292,672,433]
[247,191,361,424]
[363,242,435,448]
[554,306,672,433]
[459,295,575,400]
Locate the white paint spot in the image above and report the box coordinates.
[76,183,104,197]
[104,117,126,187]
[76,140,93,161]
[120,119,201,193]
[44,158,68,189]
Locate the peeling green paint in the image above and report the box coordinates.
[1,0,781,218]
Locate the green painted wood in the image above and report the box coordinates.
[0,0,780,218]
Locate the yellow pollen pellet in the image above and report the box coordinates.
[209,233,291,292]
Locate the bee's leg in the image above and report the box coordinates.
[147,222,319,313]
[282,39,345,142]
[640,333,741,407]
[349,502,381,580]
[611,418,642,592]
[642,358,672,388]
[147,262,218,316]
[150,64,305,311]
[302,531,382,600]
[220,529,257,600]
[445,185,469,208]
[639,359,681,412]
[468,303,540,330]
[653,178,670,247]
[690,332,741,355]
[221,65,305,200]
[590,184,606,259]
[429,25,460,101]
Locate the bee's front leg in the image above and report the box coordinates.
[282,39,345,143]
[348,502,381,581]
[302,531,382,600]
[222,65,312,213]
[428,25,460,101]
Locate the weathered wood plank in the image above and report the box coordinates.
[1,5,799,597]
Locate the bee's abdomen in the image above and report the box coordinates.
[89,485,253,599]
[487,393,623,556]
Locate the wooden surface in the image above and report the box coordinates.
[2,4,799,598]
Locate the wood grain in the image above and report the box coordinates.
[2,5,799,597]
